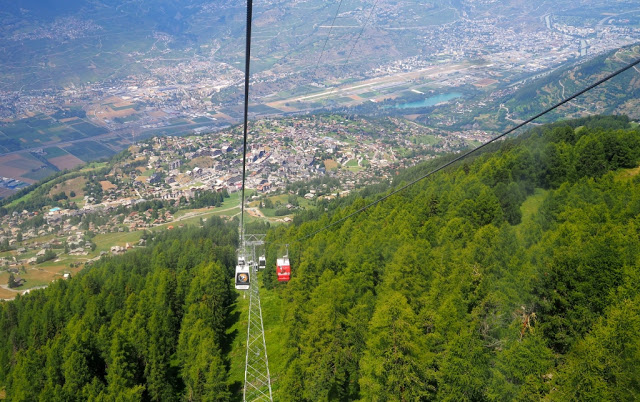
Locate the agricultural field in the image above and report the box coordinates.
[64,140,116,161]
[0,153,42,183]
[0,112,123,175]
[324,159,339,171]
[42,146,69,159]
[48,153,85,170]
[71,121,108,136]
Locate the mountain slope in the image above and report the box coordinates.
[262,114,640,400]
[0,218,239,400]
[1,115,640,400]
[505,45,640,122]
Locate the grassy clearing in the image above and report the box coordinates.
[346,165,365,173]
[413,134,440,145]
[258,284,287,396]
[324,159,338,171]
[519,188,547,223]
[173,207,212,219]
[92,231,143,254]
[5,188,36,208]
[49,176,86,199]
[267,194,289,205]
[516,188,548,241]
[22,266,66,287]
[614,165,640,181]
[80,162,109,172]
[0,260,84,295]
[0,287,18,300]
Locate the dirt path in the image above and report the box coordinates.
[0,284,20,293]
[246,207,265,218]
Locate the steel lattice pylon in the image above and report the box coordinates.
[243,235,272,402]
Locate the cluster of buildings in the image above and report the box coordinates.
[0,202,155,272]
[0,115,466,276]
[100,115,468,203]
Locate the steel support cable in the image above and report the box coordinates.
[295,0,350,104]
[296,55,640,242]
[296,0,378,104]
[240,0,254,247]
[342,0,380,70]
[267,1,336,69]
[313,0,345,77]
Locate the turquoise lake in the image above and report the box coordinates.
[391,92,462,109]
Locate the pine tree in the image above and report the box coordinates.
[359,291,430,401]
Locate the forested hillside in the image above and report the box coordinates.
[0,218,239,400]
[1,115,640,401]
[264,115,640,400]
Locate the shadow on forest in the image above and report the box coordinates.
[225,306,242,402]
[229,380,243,401]
[223,310,240,356]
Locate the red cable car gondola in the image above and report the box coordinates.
[276,256,290,282]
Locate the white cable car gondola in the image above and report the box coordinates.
[258,255,266,270]
[235,256,250,290]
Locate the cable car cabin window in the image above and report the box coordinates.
[276,257,290,282]
[235,264,250,290]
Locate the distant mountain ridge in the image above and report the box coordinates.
[2,0,637,91]
[504,44,640,122]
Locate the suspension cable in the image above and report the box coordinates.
[296,55,640,242]
[240,0,254,248]
[313,0,345,78]
[342,0,380,69]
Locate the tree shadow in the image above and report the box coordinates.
[229,380,243,401]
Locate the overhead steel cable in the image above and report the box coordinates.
[342,0,380,70]
[240,0,254,247]
[283,0,385,106]
[313,0,345,77]
[296,55,640,242]
[296,0,380,104]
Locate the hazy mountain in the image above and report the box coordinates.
[2,0,639,91]
[504,45,640,122]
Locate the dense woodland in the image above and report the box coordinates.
[1,115,640,400]
[263,115,640,400]
[0,218,238,400]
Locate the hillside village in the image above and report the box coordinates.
[0,115,470,289]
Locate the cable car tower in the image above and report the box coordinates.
[242,234,272,401]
